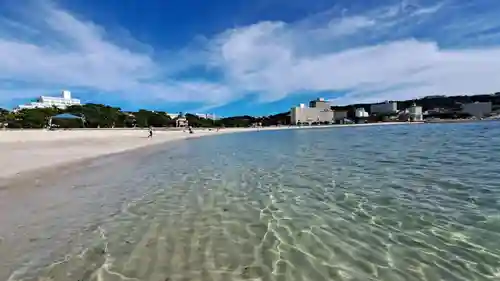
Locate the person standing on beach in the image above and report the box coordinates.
[148,126,153,138]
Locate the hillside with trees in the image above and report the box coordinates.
[1,93,500,129]
[0,104,280,129]
[331,93,500,120]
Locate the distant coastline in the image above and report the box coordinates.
[1,117,499,181]
[0,122,422,181]
[424,118,500,124]
[2,92,500,129]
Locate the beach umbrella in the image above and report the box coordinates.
[49,113,86,128]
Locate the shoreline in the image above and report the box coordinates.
[0,122,419,181]
[424,118,500,124]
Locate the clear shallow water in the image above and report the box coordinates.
[2,122,500,281]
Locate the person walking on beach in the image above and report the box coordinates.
[148,126,153,139]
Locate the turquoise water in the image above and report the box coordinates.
[2,122,500,281]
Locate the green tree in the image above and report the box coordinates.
[218,115,255,127]
[16,108,56,128]
[65,104,122,128]
[0,108,8,122]
[185,114,215,127]
[135,109,151,127]
[148,112,173,127]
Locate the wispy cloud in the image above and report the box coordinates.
[1,0,500,110]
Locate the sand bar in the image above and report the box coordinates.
[0,122,421,180]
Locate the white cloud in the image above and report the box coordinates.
[1,0,500,110]
[205,0,500,105]
[326,16,376,37]
[0,1,229,108]
[412,3,444,16]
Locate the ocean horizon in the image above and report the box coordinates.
[1,121,499,281]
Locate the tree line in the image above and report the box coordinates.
[0,104,291,129]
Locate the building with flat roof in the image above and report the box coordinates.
[370,101,398,115]
[309,98,330,109]
[462,102,492,118]
[408,104,423,121]
[194,113,218,120]
[290,98,334,125]
[15,90,81,111]
[355,108,369,118]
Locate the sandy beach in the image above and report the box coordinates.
[0,122,421,180]
[0,128,223,180]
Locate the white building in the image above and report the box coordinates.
[290,100,334,125]
[462,102,492,118]
[167,113,181,119]
[409,104,423,121]
[355,108,369,118]
[370,101,398,115]
[195,113,218,120]
[15,90,81,111]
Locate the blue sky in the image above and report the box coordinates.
[1,0,500,116]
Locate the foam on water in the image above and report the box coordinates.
[3,122,500,281]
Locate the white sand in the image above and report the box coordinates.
[0,128,224,179]
[0,122,421,179]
